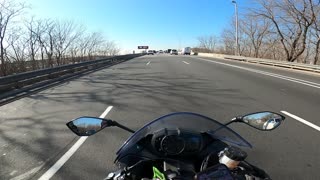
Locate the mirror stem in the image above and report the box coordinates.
[112,121,135,133]
[224,117,242,126]
[223,121,234,126]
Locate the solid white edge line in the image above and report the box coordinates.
[99,106,113,118]
[281,111,320,132]
[38,137,88,180]
[194,57,320,89]
[182,61,190,65]
[146,61,150,65]
[38,106,114,180]
[242,67,320,86]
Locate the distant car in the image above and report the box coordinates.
[182,47,191,55]
[147,50,154,55]
[158,50,163,54]
[171,49,178,55]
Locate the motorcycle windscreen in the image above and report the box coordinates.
[116,112,252,156]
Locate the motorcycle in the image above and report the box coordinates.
[66,111,285,179]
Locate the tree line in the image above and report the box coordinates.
[0,0,120,76]
[195,0,320,65]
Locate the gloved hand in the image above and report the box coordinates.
[234,161,271,180]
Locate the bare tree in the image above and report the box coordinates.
[42,19,56,67]
[100,41,117,56]
[32,19,49,68]
[220,18,249,56]
[251,0,316,62]
[197,35,218,53]
[6,28,28,72]
[221,28,235,55]
[78,34,91,59]
[69,42,80,63]
[67,25,86,62]
[86,32,104,58]
[109,41,120,56]
[53,20,81,65]
[241,15,271,58]
[260,33,285,60]
[0,3,121,76]
[25,17,41,70]
[310,2,320,64]
[0,0,26,76]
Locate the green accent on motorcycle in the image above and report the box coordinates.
[153,166,165,180]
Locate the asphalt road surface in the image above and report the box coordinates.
[1,54,319,180]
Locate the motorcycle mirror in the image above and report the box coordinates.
[240,111,285,131]
[66,117,113,136]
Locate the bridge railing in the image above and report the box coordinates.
[197,53,320,73]
[0,54,143,104]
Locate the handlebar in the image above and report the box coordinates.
[105,160,271,180]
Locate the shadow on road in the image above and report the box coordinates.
[0,109,80,180]
[29,68,249,116]
[0,58,255,179]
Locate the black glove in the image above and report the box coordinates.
[238,161,271,180]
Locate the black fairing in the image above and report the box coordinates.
[114,112,250,168]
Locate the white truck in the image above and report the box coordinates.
[182,47,191,55]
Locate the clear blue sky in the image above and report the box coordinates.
[26,0,250,53]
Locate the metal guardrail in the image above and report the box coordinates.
[0,54,143,105]
[197,53,320,73]
[223,55,320,73]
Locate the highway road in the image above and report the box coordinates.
[1,54,319,180]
